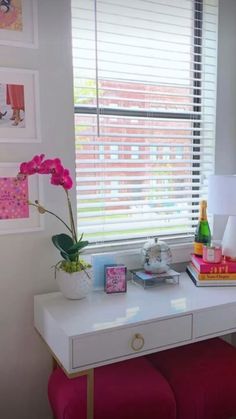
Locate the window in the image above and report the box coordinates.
[72,0,218,244]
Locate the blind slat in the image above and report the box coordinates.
[79,207,200,219]
[76,166,214,173]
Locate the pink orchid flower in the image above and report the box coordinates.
[39,158,64,175]
[19,154,45,175]
[51,168,73,190]
[19,162,29,175]
[19,155,73,190]
[17,155,80,253]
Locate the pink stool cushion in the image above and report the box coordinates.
[48,356,176,419]
[148,338,236,419]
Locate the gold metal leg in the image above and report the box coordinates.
[52,356,58,371]
[51,353,94,419]
[86,369,94,419]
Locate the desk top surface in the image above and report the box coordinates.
[34,273,236,337]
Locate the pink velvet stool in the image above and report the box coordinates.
[147,338,236,419]
[48,356,176,419]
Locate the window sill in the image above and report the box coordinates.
[83,238,193,269]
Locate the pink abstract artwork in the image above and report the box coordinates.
[0,176,29,219]
[105,265,127,294]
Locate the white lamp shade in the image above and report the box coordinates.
[208,175,236,215]
[221,216,236,259]
[208,175,236,259]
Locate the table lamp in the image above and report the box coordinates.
[208,175,236,259]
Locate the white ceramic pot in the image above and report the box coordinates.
[56,268,93,300]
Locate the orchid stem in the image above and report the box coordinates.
[29,202,73,234]
[65,189,77,243]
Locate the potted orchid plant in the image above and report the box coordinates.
[18,154,92,299]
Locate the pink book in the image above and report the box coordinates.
[191,254,236,274]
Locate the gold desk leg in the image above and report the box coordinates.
[52,356,94,419]
[86,368,94,419]
[52,356,58,371]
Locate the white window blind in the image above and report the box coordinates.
[71,0,218,243]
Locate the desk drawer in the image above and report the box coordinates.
[72,314,192,369]
[193,305,236,338]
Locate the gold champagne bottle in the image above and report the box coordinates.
[193,200,211,257]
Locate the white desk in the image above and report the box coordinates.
[34,273,236,418]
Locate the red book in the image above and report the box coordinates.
[191,254,236,274]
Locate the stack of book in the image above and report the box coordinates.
[186,255,236,287]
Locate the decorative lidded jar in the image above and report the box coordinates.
[141,237,172,273]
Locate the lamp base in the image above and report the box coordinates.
[222,216,236,260]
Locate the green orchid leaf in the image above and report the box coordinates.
[52,234,74,254]
[69,253,78,262]
[60,251,70,261]
[68,240,89,253]
[60,250,78,262]
[52,234,88,261]
[78,233,84,242]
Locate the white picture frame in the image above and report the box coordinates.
[0,162,43,234]
[0,67,41,143]
[0,0,38,48]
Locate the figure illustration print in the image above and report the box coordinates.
[0,83,25,127]
[0,0,23,31]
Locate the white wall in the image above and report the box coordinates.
[0,1,236,418]
[213,0,236,239]
[0,1,75,418]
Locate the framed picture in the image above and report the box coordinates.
[0,68,40,142]
[0,163,43,234]
[0,0,38,48]
[104,265,127,294]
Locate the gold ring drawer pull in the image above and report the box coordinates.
[131,333,145,351]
